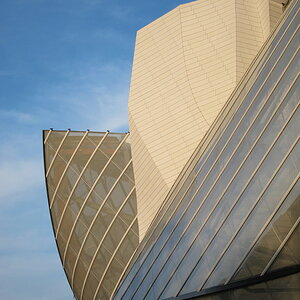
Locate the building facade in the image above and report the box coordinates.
[129,0,283,240]
[44,0,299,299]
[114,1,299,298]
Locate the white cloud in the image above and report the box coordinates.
[0,253,72,300]
[0,131,44,206]
[0,159,43,202]
[0,109,35,123]
[39,61,131,132]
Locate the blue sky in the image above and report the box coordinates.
[0,0,192,299]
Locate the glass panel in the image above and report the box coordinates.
[93,162,122,200]
[45,130,66,153]
[47,155,66,198]
[89,203,115,241]
[64,244,77,283]
[191,273,300,300]
[73,254,92,298]
[86,131,106,146]
[111,140,131,171]
[81,271,99,300]
[52,167,80,226]
[51,191,67,231]
[95,285,110,300]
[57,132,84,163]
[102,216,128,254]
[81,146,109,185]
[101,259,124,296]
[88,246,111,281]
[119,192,137,225]
[232,180,300,281]
[149,67,300,300]
[200,143,299,291]
[44,143,56,172]
[233,272,300,300]
[113,4,300,299]
[97,133,124,159]
[108,175,134,212]
[268,224,300,272]
[115,224,139,266]
[57,179,90,243]
[79,232,100,270]
[69,137,96,174]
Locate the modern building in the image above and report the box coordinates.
[43,131,139,300]
[129,0,283,240]
[43,0,299,299]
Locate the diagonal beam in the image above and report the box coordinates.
[50,131,89,208]
[71,159,133,288]
[92,216,138,300]
[55,132,109,238]
[261,216,300,275]
[122,24,300,298]
[43,129,52,145]
[80,187,136,300]
[62,134,131,265]
[46,130,70,178]
[198,138,299,291]
[225,178,299,284]
[115,9,300,295]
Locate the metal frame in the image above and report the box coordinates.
[86,134,135,185]
[70,158,133,287]
[62,133,129,265]
[50,131,89,208]
[46,129,70,178]
[92,216,138,300]
[114,6,300,296]
[121,20,300,298]
[146,83,300,298]
[43,129,52,145]
[163,265,300,300]
[80,187,136,300]
[196,138,299,292]
[225,179,300,284]
[132,0,299,260]
[157,78,299,297]
[55,132,108,238]
[109,246,139,300]
[262,216,300,275]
